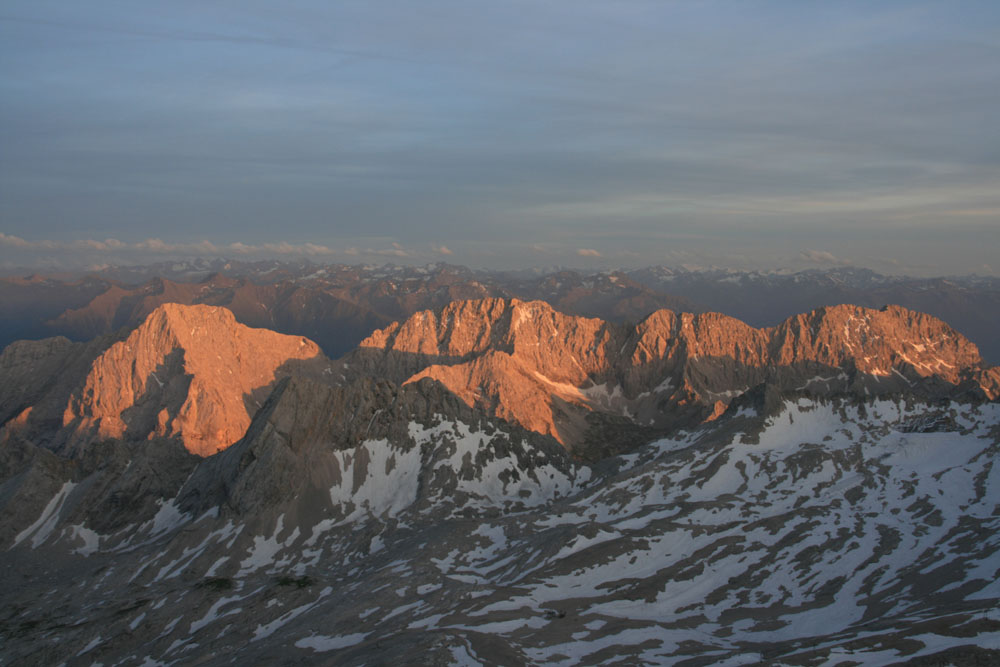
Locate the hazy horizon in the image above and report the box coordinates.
[3,252,999,283]
[3,2,998,276]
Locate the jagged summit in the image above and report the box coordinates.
[3,303,332,456]
[356,297,611,377]
[348,299,998,456]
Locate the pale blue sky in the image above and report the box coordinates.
[1,1,998,274]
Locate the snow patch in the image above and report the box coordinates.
[14,481,77,548]
[295,632,369,652]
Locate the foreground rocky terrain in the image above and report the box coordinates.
[1,300,998,665]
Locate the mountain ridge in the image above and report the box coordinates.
[348,298,998,456]
[4,262,998,365]
[3,299,995,463]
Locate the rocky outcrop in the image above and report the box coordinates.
[0,334,117,442]
[178,375,572,523]
[0,434,199,547]
[348,299,999,456]
[2,304,333,457]
[4,395,999,666]
[629,264,1000,364]
[349,299,618,445]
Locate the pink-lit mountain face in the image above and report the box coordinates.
[348,299,997,456]
[2,303,332,457]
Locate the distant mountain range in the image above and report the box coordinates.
[630,265,1000,364]
[2,261,998,363]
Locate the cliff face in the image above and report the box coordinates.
[350,299,998,455]
[62,303,328,457]
[351,299,615,444]
[3,304,331,457]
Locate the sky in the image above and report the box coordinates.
[1,1,998,275]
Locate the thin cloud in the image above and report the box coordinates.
[75,238,127,251]
[0,13,415,64]
[0,234,338,257]
[0,233,31,248]
[368,246,410,257]
[798,249,850,266]
[577,248,602,257]
[0,234,495,268]
[2,4,998,277]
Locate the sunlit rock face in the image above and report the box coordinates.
[349,299,998,456]
[3,303,331,456]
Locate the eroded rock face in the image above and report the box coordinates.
[0,334,117,446]
[350,299,616,446]
[3,304,333,457]
[768,304,985,380]
[63,303,329,456]
[348,299,999,455]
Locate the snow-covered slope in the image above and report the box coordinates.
[3,397,998,665]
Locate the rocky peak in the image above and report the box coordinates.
[357,298,613,379]
[57,303,331,456]
[770,304,985,383]
[350,299,998,457]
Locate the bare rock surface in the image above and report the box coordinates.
[2,303,333,456]
[347,299,999,457]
